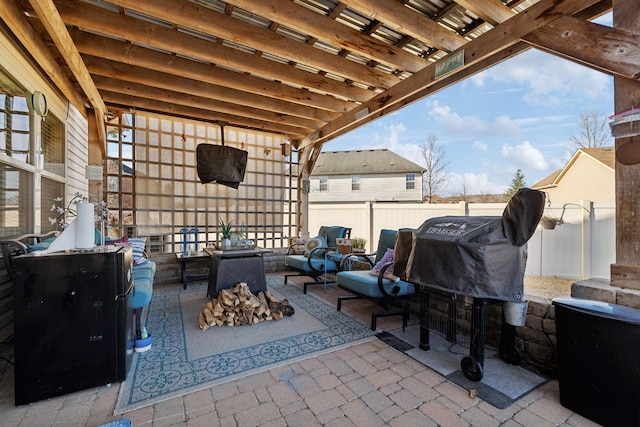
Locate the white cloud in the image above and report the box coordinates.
[446,172,506,196]
[369,121,406,146]
[365,122,429,166]
[501,141,549,171]
[472,50,612,108]
[472,140,488,152]
[426,100,521,137]
[513,114,574,128]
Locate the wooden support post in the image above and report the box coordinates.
[611,0,640,290]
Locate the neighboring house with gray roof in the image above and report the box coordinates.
[310,149,425,202]
[532,147,615,204]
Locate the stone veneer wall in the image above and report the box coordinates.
[489,296,558,373]
[572,278,640,309]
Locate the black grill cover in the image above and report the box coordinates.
[394,188,545,302]
[196,144,248,189]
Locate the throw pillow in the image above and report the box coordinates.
[369,248,399,281]
[105,236,129,246]
[27,236,57,253]
[128,237,149,265]
[304,236,326,257]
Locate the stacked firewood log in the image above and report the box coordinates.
[199,282,294,331]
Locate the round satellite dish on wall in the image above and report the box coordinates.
[32,91,48,117]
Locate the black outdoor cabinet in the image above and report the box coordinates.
[553,297,640,427]
[12,245,134,405]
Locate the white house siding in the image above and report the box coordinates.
[309,201,616,280]
[543,154,614,204]
[309,173,423,203]
[1,26,89,221]
[64,103,90,199]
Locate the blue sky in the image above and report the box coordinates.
[322,14,614,196]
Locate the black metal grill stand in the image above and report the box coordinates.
[418,287,521,381]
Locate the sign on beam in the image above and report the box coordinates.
[435,50,465,79]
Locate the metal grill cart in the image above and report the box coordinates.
[394,188,545,381]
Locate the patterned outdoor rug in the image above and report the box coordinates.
[114,276,376,415]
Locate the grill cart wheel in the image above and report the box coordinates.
[462,356,484,381]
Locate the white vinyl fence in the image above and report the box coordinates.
[309,200,616,280]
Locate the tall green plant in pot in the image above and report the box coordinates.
[219,219,234,249]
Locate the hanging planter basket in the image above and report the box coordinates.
[540,216,562,230]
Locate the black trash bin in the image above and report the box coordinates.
[553,297,640,427]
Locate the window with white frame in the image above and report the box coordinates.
[0,71,65,238]
[319,176,328,191]
[0,93,30,163]
[406,173,416,190]
[1,88,33,238]
[351,175,361,191]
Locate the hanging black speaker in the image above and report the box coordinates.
[196,144,248,189]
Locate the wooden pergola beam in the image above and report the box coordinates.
[84,56,339,124]
[93,75,318,132]
[339,0,467,53]
[224,0,427,73]
[524,16,640,79]
[0,0,85,111]
[104,0,402,90]
[312,42,532,155]
[54,0,371,104]
[453,0,514,26]
[306,0,602,148]
[70,30,356,113]
[101,90,309,138]
[27,0,106,150]
[458,0,636,80]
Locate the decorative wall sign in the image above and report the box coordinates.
[435,50,465,79]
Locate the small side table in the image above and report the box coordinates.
[324,251,347,291]
[176,251,211,289]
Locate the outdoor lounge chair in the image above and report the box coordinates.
[128,237,155,352]
[0,231,59,280]
[131,259,155,349]
[284,225,351,293]
[336,229,415,330]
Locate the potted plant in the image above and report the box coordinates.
[219,219,234,249]
[540,216,563,230]
[351,237,367,253]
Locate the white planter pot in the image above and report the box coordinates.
[221,238,231,250]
